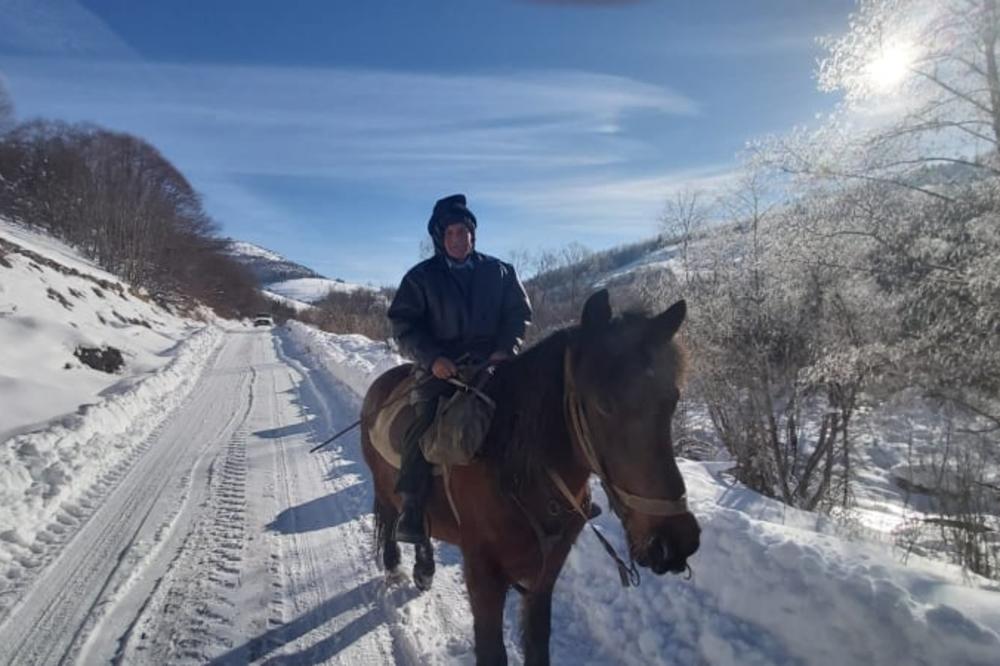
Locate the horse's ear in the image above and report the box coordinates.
[581,289,612,331]
[647,299,686,343]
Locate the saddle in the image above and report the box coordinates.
[369,375,420,470]
[370,369,496,470]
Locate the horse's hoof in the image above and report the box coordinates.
[413,568,435,592]
[384,569,407,587]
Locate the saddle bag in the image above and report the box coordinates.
[420,385,496,466]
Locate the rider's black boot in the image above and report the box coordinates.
[394,492,427,543]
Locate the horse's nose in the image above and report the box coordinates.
[658,513,700,574]
[643,538,672,575]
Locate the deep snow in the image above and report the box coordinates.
[286,320,1000,666]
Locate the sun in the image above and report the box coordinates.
[865,41,916,92]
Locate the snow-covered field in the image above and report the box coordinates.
[1,223,998,665]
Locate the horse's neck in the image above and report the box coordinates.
[489,338,578,478]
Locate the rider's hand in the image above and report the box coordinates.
[431,357,458,380]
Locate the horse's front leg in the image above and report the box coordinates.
[522,531,577,665]
[463,553,509,666]
[413,538,436,591]
[520,581,555,666]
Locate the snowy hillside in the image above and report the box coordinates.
[261,288,316,313]
[225,239,370,307]
[225,239,322,285]
[266,276,369,303]
[0,220,215,441]
[0,219,222,606]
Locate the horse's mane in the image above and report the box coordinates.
[482,326,574,489]
[481,309,687,489]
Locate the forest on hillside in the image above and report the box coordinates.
[0,91,267,319]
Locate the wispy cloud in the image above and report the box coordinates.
[4,59,696,181]
[480,164,739,238]
[0,0,137,58]
[0,0,728,284]
[2,56,700,242]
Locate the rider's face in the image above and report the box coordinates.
[443,223,473,261]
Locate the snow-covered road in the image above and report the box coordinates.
[0,328,469,665]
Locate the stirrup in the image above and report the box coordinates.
[588,502,603,520]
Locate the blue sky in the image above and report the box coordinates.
[0,0,853,285]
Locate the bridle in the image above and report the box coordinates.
[533,347,690,587]
[560,347,689,519]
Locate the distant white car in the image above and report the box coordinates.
[253,314,274,327]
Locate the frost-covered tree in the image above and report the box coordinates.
[764,0,1000,195]
[674,169,874,511]
[659,188,707,280]
[744,0,1000,574]
[820,0,1000,162]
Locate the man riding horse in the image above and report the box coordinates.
[387,193,532,543]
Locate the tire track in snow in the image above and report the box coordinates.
[115,344,262,664]
[0,339,227,621]
[0,333,247,665]
[241,331,420,665]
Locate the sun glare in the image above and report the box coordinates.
[865,42,916,92]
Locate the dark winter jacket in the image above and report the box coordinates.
[387,252,532,369]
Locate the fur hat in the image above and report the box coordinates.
[427,194,477,254]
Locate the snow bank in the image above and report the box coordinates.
[0,219,210,440]
[0,219,225,572]
[0,325,221,554]
[285,322,1000,666]
[282,320,404,396]
[556,463,1000,666]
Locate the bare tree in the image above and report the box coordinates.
[0,120,265,319]
[504,246,535,280]
[762,0,1000,197]
[307,287,394,339]
[678,167,869,512]
[659,188,707,279]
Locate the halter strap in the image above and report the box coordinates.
[562,348,689,518]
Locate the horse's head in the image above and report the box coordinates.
[568,290,701,575]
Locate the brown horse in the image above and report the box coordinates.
[361,290,700,665]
